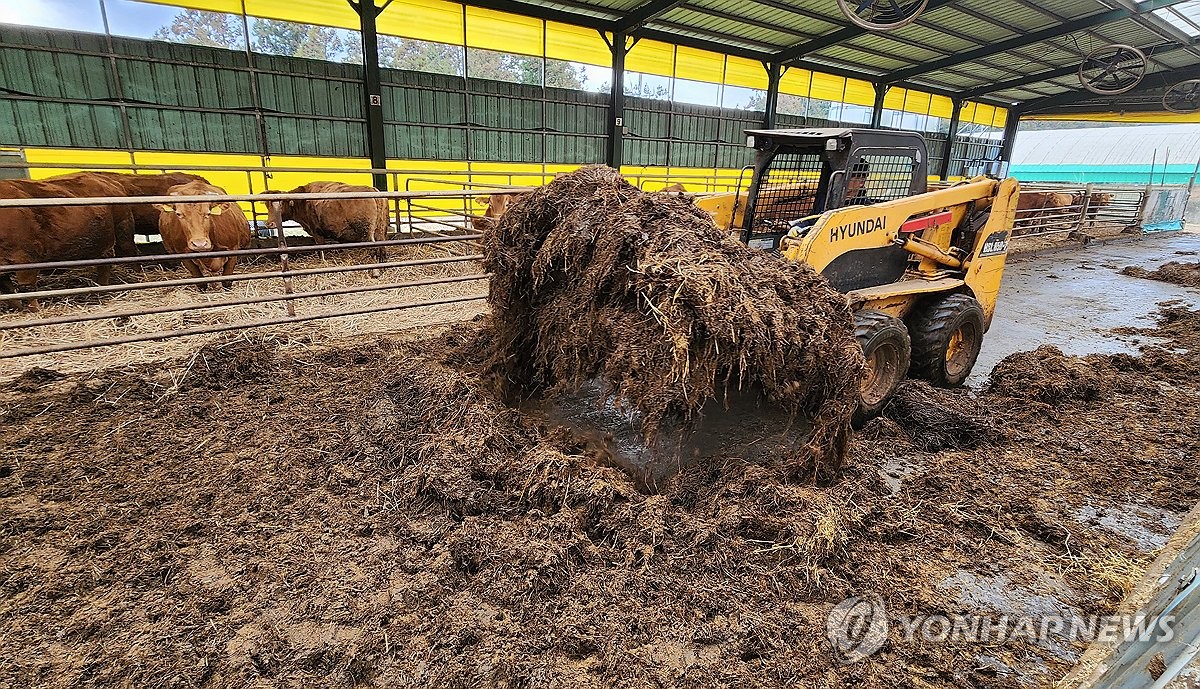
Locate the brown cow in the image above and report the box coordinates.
[1015,191,1074,229]
[49,172,208,252]
[661,182,687,193]
[1072,191,1115,222]
[263,181,390,278]
[155,181,251,290]
[0,178,126,310]
[40,173,138,257]
[471,192,523,232]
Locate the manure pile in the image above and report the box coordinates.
[3,307,1200,689]
[1120,261,1200,288]
[482,166,864,476]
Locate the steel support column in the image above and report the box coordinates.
[939,99,963,180]
[353,1,389,191]
[870,83,888,128]
[763,62,782,129]
[999,111,1022,163]
[607,32,629,169]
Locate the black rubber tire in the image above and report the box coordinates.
[852,309,911,427]
[908,293,986,388]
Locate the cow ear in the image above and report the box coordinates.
[154,203,174,213]
[208,204,224,216]
[474,196,489,206]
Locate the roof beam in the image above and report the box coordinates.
[772,0,958,64]
[884,0,1188,83]
[614,0,686,31]
[963,41,1189,98]
[1019,63,1200,114]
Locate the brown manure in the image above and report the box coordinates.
[1120,261,1200,288]
[987,344,1105,404]
[481,165,864,476]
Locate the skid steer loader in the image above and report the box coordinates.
[694,128,1021,421]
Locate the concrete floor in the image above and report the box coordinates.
[969,229,1200,387]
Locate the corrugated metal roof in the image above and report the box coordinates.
[396,0,1200,117]
[1012,124,1200,165]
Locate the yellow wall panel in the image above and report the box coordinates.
[902,89,932,115]
[673,46,724,84]
[465,6,543,57]
[626,39,675,78]
[992,107,1007,129]
[545,22,610,67]
[810,72,845,103]
[883,87,906,110]
[779,68,812,97]
[378,0,464,44]
[265,156,374,191]
[929,94,954,120]
[137,0,243,14]
[133,151,264,199]
[843,78,875,107]
[244,0,358,30]
[23,148,135,179]
[724,56,768,91]
[959,101,977,125]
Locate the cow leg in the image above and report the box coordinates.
[95,263,113,287]
[369,222,386,278]
[221,257,238,290]
[312,235,326,264]
[0,273,21,312]
[183,259,207,292]
[12,270,41,312]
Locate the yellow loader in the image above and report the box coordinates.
[694,128,1021,421]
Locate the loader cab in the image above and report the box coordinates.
[741,128,928,250]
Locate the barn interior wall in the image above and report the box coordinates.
[0,12,1006,188]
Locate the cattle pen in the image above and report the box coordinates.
[0,172,1170,377]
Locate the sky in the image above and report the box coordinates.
[0,0,183,38]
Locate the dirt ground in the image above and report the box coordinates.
[2,301,1198,689]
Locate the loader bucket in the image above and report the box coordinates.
[525,379,811,489]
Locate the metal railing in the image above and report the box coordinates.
[0,186,520,362]
[1010,183,1148,238]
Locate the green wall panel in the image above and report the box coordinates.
[385,124,468,160]
[128,108,259,153]
[0,100,124,148]
[265,116,366,157]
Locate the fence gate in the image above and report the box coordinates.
[1141,186,1190,232]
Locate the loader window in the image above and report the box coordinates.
[751,152,826,232]
[844,154,917,207]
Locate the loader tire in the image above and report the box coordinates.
[853,309,911,427]
[909,294,985,388]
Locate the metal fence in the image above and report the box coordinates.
[0,186,525,362]
[1,166,1189,366]
[1010,182,1151,238]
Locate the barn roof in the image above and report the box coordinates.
[137,0,1200,121]
[446,0,1200,119]
[1012,123,1200,164]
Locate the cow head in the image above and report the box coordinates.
[259,190,294,228]
[155,191,230,252]
[474,193,520,219]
